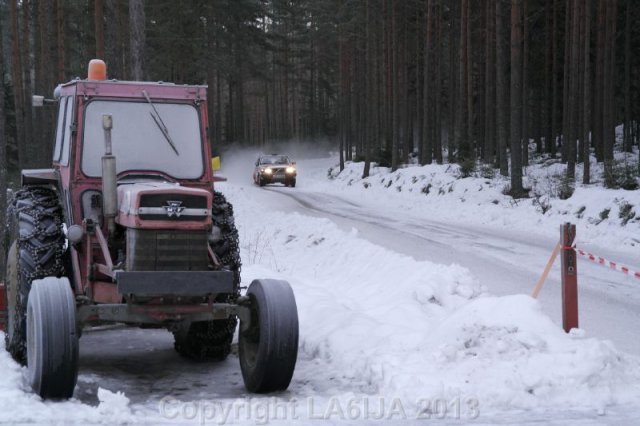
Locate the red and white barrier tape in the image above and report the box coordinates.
[569,246,640,280]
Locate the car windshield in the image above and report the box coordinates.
[260,156,289,165]
[81,100,204,179]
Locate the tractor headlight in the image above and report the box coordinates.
[286,166,296,174]
[264,168,273,174]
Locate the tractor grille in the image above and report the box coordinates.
[138,193,208,221]
[126,229,209,271]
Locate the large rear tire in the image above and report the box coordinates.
[239,279,299,393]
[173,191,241,361]
[27,277,78,399]
[4,187,66,365]
[173,318,237,361]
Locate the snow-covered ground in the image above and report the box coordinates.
[1,146,639,424]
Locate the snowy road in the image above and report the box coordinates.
[260,185,640,356]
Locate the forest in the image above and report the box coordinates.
[0,0,638,207]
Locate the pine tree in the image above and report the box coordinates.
[510,0,525,196]
[129,0,145,80]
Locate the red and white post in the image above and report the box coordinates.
[560,223,579,332]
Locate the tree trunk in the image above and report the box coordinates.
[21,0,36,167]
[603,0,617,162]
[544,0,553,153]
[415,3,423,165]
[95,0,105,58]
[477,1,486,160]
[363,0,372,178]
[457,0,470,160]
[623,0,631,152]
[423,0,433,164]
[448,0,458,161]
[465,0,473,159]
[550,0,559,155]
[593,0,605,162]
[33,0,43,163]
[434,2,443,164]
[521,0,529,166]
[391,0,399,171]
[339,36,344,170]
[56,0,65,82]
[496,0,509,175]
[117,0,128,78]
[567,0,581,179]
[383,0,391,160]
[105,0,118,76]
[576,0,584,163]
[401,4,411,165]
[582,0,591,184]
[561,0,571,163]
[374,1,383,168]
[0,13,8,273]
[215,65,222,145]
[484,0,496,164]
[10,0,26,169]
[37,0,51,96]
[206,2,216,149]
[129,0,145,80]
[510,0,524,196]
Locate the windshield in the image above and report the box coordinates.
[81,100,204,179]
[260,156,289,165]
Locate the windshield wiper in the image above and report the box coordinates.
[142,90,180,156]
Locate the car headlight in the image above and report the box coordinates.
[286,166,296,174]
[264,167,273,174]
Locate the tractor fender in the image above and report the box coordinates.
[20,169,58,186]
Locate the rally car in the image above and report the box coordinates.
[253,154,297,187]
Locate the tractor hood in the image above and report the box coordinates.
[116,183,212,230]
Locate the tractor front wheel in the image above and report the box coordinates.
[26,277,78,399]
[239,279,298,393]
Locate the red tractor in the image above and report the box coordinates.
[0,60,299,399]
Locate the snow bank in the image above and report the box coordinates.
[307,156,640,249]
[426,295,640,410]
[228,184,640,414]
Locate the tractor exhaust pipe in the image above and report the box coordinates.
[101,114,117,237]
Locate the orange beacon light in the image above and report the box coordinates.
[88,59,107,80]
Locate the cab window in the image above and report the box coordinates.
[52,96,67,162]
[60,97,75,166]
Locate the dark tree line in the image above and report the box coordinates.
[0,0,639,193]
[337,0,639,195]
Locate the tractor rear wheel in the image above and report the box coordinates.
[239,279,299,393]
[4,187,66,365]
[172,318,237,361]
[26,277,78,399]
[173,191,241,361]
